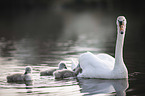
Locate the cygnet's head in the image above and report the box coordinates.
[58,62,67,70]
[25,66,32,74]
[116,16,127,35]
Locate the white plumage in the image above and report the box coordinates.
[74,16,128,79]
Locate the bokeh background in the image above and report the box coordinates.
[1,0,145,40]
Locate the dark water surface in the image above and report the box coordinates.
[1,1,145,96]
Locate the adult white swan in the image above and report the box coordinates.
[73,16,128,79]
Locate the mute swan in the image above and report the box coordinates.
[74,16,128,79]
[7,66,32,82]
[40,62,67,76]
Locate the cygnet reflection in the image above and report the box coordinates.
[77,78,129,96]
[25,81,33,93]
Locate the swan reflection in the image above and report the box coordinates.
[77,78,129,96]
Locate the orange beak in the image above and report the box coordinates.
[119,21,124,31]
[120,25,124,31]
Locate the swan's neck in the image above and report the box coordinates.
[114,32,125,65]
[113,26,128,76]
[112,25,128,78]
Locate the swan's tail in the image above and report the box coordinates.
[71,58,78,70]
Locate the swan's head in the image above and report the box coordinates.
[58,62,67,70]
[25,66,32,74]
[116,16,127,35]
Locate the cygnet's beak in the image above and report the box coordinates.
[64,66,67,69]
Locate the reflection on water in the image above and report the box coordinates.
[1,0,145,96]
[77,78,128,96]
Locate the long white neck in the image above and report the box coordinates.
[115,30,125,66]
[113,25,128,78]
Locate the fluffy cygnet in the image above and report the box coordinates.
[7,66,32,82]
[40,62,67,76]
[53,66,82,79]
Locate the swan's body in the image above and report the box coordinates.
[7,66,32,82]
[75,16,128,79]
[40,62,67,76]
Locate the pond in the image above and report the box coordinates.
[0,31,145,95]
[0,1,145,96]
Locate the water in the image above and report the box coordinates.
[1,1,145,96]
[0,33,145,96]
